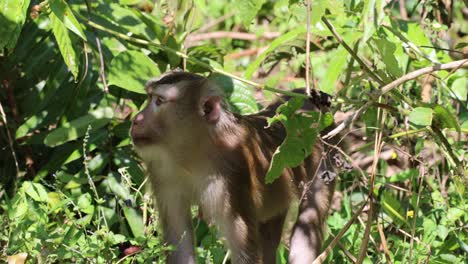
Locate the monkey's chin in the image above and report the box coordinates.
[133,142,165,162]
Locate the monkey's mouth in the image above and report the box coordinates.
[131,135,153,146]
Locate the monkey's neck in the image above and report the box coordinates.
[208,111,247,150]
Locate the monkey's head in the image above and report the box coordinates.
[130,71,228,160]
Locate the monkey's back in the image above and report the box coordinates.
[228,108,334,224]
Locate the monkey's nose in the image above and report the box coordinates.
[133,113,144,125]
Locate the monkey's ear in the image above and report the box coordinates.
[201,96,221,123]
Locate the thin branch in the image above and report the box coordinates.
[305,0,312,96]
[186,31,280,42]
[381,59,468,94]
[0,101,20,176]
[383,24,436,63]
[322,59,468,139]
[225,47,266,60]
[79,16,310,99]
[321,17,385,85]
[312,200,368,264]
[84,0,109,93]
[194,11,236,33]
[328,232,357,263]
[356,106,385,263]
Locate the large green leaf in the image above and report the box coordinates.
[245,27,306,79]
[409,107,433,127]
[209,73,259,114]
[0,0,31,51]
[93,3,158,41]
[49,0,87,40]
[234,0,266,28]
[50,11,80,79]
[44,107,114,147]
[265,98,333,183]
[108,50,160,94]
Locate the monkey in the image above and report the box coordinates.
[130,71,336,264]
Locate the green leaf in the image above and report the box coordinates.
[450,76,467,101]
[0,0,31,51]
[387,169,418,183]
[374,38,403,77]
[433,105,461,133]
[209,73,259,114]
[409,107,433,126]
[446,207,464,223]
[245,27,306,79]
[44,107,114,147]
[50,10,80,79]
[106,173,132,200]
[94,3,159,41]
[16,111,48,139]
[436,225,449,241]
[265,98,332,183]
[234,0,267,28]
[108,50,160,94]
[22,182,49,202]
[381,191,407,226]
[320,46,348,94]
[49,0,87,40]
[77,193,95,215]
[122,203,145,238]
[439,254,458,263]
[362,0,385,43]
[187,45,225,73]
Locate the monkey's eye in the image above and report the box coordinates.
[154,96,166,106]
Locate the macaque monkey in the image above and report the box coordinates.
[130,71,336,264]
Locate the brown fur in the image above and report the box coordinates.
[131,71,335,264]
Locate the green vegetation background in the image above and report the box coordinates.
[0,0,466,263]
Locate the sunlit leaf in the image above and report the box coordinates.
[381,191,407,226]
[122,203,145,238]
[409,107,433,126]
[209,73,259,114]
[49,0,87,40]
[77,193,95,215]
[321,46,348,94]
[450,76,467,101]
[0,0,31,51]
[44,107,114,147]
[234,0,266,28]
[108,50,160,94]
[265,98,333,183]
[22,181,49,202]
[50,10,80,78]
[374,38,403,77]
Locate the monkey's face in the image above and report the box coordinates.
[131,76,224,162]
[131,84,185,148]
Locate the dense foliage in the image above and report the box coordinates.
[0,0,466,263]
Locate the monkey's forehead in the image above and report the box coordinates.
[146,71,205,91]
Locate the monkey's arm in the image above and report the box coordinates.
[153,185,196,264]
